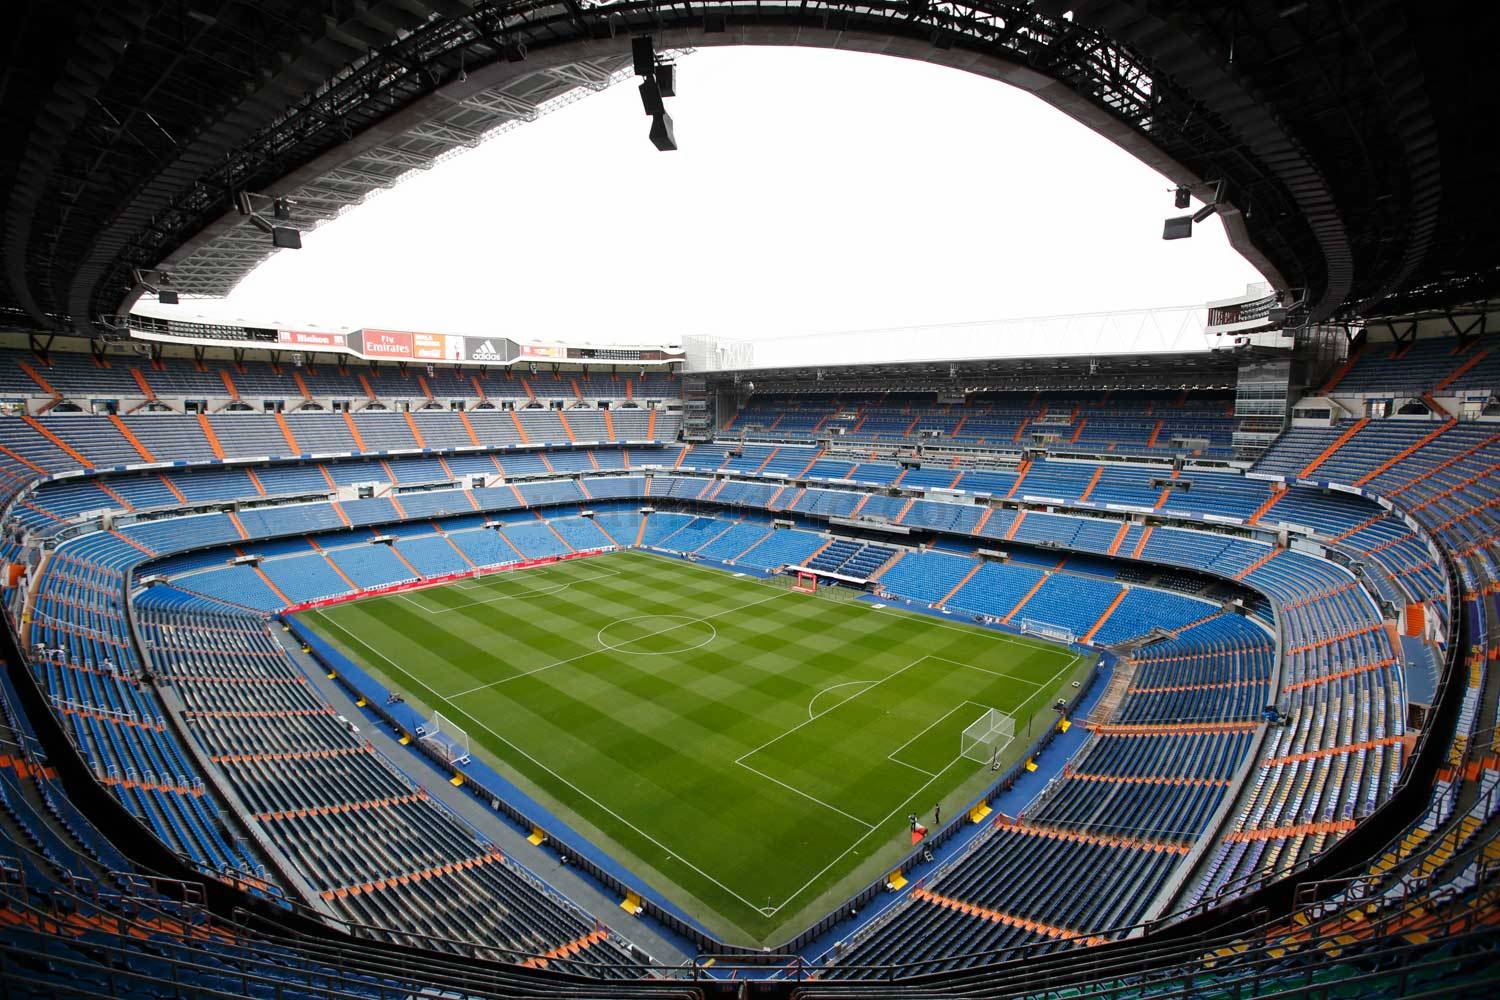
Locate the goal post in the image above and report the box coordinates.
[418,710,471,765]
[771,569,857,602]
[960,708,1016,765]
[1020,618,1076,645]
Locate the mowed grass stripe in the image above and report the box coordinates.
[739,656,1034,821]
[322,561,736,693]
[300,549,1084,944]
[307,587,854,918]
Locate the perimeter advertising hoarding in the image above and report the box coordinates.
[359,329,504,362]
[464,337,514,364]
[278,329,346,348]
[413,332,466,362]
[358,329,414,359]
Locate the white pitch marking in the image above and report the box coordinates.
[312,550,1090,920]
[806,680,874,721]
[923,655,1052,689]
[387,561,622,615]
[885,700,995,775]
[735,655,940,767]
[306,608,782,919]
[738,648,1086,915]
[447,588,789,698]
[760,755,967,917]
[734,760,875,830]
[452,563,621,591]
[596,615,718,656]
[859,600,1065,656]
[410,565,623,613]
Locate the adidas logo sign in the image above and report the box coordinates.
[470,339,504,362]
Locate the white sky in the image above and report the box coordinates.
[165,46,1263,354]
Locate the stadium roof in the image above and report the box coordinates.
[703,345,1247,392]
[3,1,1495,337]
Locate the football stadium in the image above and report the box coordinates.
[0,3,1497,997]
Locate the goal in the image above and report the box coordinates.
[1020,618,1076,645]
[791,570,818,594]
[417,711,471,765]
[960,708,1016,765]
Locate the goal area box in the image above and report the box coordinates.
[960,708,1016,764]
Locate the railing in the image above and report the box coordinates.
[1161,545,1467,916]
[0,880,684,1000]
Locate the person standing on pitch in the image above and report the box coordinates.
[933,803,941,826]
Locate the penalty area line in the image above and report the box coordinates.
[429,564,623,611]
[762,753,970,917]
[733,759,875,831]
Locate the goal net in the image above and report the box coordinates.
[1020,618,1076,645]
[418,711,471,765]
[772,572,859,602]
[960,708,1016,765]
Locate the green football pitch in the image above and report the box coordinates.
[298,549,1089,945]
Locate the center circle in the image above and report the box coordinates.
[597,615,718,655]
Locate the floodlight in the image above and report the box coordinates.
[1163,179,1226,239]
[248,213,303,249]
[132,267,178,304]
[1174,185,1191,209]
[238,190,303,249]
